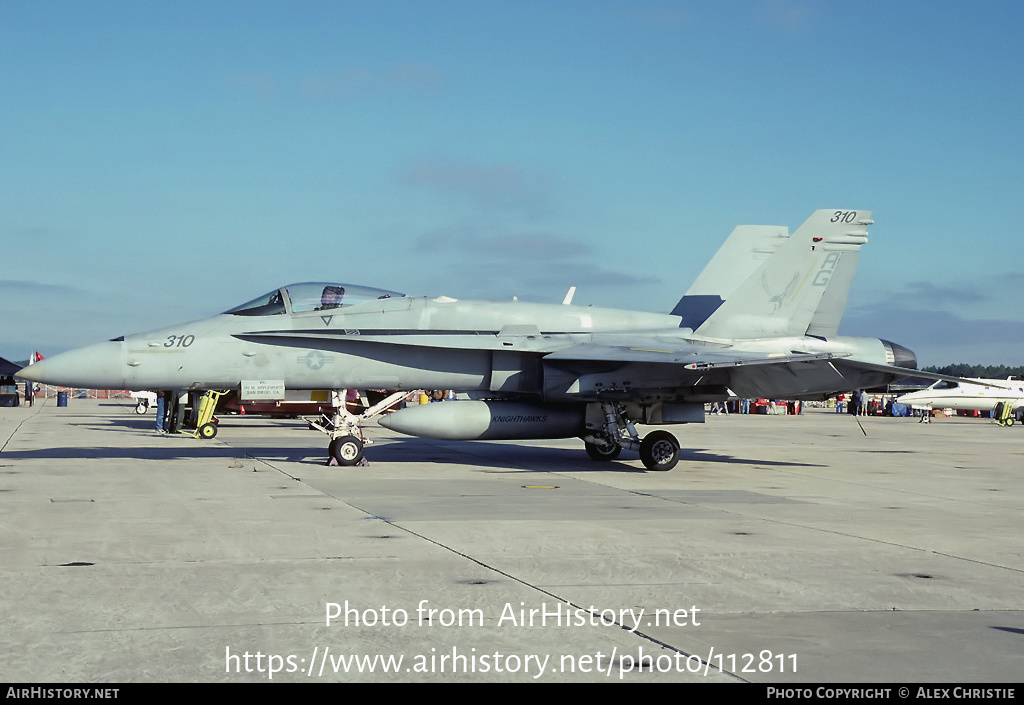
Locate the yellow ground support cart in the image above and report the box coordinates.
[193,390,229,439]
[994,401,1016,427]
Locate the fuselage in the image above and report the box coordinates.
[18,282,913,403]
[19,292,674,391]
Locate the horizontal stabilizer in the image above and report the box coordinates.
[833,359,1015,389]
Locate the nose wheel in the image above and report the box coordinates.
[329,435,365,466]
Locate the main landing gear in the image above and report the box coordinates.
[582,403,681,471]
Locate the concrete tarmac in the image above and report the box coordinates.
[1,399,1022,683]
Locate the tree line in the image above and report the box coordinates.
[922,364,1024,379]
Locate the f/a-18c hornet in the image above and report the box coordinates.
[19,209,937,470]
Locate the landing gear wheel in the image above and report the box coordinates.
[585,441,622,461]
[639,430,680,471]
[135,401,148,415]
[197,422,218,439]
[329,435,364,466]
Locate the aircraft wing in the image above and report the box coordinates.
[540,341,952,401]
[541,341,840,369]
[546,342,1003,389]
[538,341,870,401]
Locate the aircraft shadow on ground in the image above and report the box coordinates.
[0,445,301,462]
[75,413,299,434]
[5,417,318,463]
[0,439,825,468]
[356,437,826,473]
[74,417,161,432]
[358,437,647,473]
[991,626,1024,637]
[12,412,823,469]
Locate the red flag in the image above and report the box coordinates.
[33,351,45,363]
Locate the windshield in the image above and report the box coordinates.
[225,282,405,316]
[224,288,287,316]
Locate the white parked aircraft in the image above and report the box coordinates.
[897,378,1024,423]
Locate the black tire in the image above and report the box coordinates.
[585,441,621,461]
[639,430,679,471]
[197,422,218,439]
[329,435,364,466]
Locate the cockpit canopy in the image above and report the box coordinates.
[225,282,405,316]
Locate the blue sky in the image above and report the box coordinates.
[2,0,1022,367]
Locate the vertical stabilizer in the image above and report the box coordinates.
[693,210,872,339]
[672,225,788,330]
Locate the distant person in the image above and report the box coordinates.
[835,393,845,413]
[858,389,868,416]
[155,391,167,432]
[318,285,345,310]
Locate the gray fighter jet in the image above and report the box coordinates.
[18,209,924,470]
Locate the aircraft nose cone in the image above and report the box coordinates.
[882,340,917,369]
[14,340,126,389]
[14,364,44,383]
